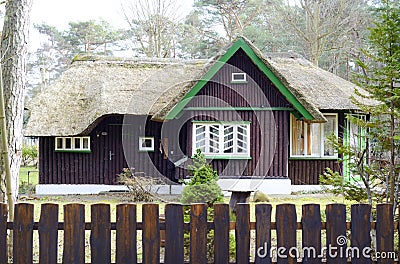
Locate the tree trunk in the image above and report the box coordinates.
[0,0,33,217]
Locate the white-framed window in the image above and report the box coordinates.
[231,72,247,83]
[139,136,154,151]
[55,136,90,151]
[290,113,338,158]
[192,122,250,158]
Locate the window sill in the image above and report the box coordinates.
[139,150,155,152]
[289,156,338,160]
[193,155,252,160]
[230,81,248,84]
[55,150,91,153]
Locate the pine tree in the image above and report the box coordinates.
[353,0,400,207]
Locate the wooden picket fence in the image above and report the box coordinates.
[0,202,398,264]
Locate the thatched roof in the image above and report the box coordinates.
[25,37,370,137]
[25,57,210,136]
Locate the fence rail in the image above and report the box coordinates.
[0,202,398,264]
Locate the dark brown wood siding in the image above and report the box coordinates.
[288,159,341,185]
[188,48,292,109]
[39,115,181,184]
[180,110,289,178]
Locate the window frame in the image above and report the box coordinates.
[55,136,91,153]
[138,136,155,152]
[289,113,338,158]
[231,72,247,83]
[192,121,251,159]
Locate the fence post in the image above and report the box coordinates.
[142,203,160,264]
[302,204,321,264]
[214,203,230,264]
[350,204,371,264]
[0,204,7,263]
[276,203,297,264]
[236,203,250,264]
[326,204,346,264]
[116,204,137,264]
[13,203,34,264]
[63,203,85,264]
[190,203,207,264]
[38,203,59,264]
[255,203,272,264]
[165,203,184,264]
[376,204,394,264]
[91,204,111,264]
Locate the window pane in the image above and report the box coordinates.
[291,116,304,155]
[223,125,234,153]
[209,125,220,153]
[236,125,248,153]
[309,123,321,156]
[74,138,81,149]
[324,116,336,156]
[195,125,206,152]
[56,138,63,149]
[65,138,72,149]
[82,137,89,149]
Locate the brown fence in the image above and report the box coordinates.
[0,202,398,263]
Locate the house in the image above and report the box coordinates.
[25,37,370,195]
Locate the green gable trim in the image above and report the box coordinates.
[165,38,314,120]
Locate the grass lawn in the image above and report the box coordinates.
[19,165,39,185]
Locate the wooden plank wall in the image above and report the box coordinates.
[1,203,396,263]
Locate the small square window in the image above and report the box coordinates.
[231,72,247,83]
[139,137,154,151]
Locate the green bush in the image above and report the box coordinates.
[22,144,38,167]
[181,149,223,205]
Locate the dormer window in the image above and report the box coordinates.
[231,72,247,83]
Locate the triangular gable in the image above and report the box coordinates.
[165,38,315,121]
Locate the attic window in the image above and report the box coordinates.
[55,137,90,152]
[231,72,247,83]
[139,137,154,152]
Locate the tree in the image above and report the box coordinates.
[28,20,128,96]
[121,0,181,57]
[193,0,266,43]
[353,0,400,208]
[0,0,33,218]
[323,0,400,213]
[272,0,372,70]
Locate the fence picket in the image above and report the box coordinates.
[190,203,207,264]
[350,204,371,264]
[0,204,7,263]
[116,204,137,264]
[63,203,85,264]
[13,203,34,264]
[165,203,184,264]
[91,204,111,264]
[236,203,250,264]
[38,203,59,264]
[302,204,321,264]
[214,203,230,264]
[326,204,346,264]
[142,203,160,264]
[0,202,397,264]
[276,203,297,264]
[376,204,394,264]
[255,203,272,264]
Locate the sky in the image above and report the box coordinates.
[29,0,194,51]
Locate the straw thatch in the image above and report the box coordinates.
[25,37,370,136]
[25,58,210,136]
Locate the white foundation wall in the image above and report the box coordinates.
[36,178,295,195]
